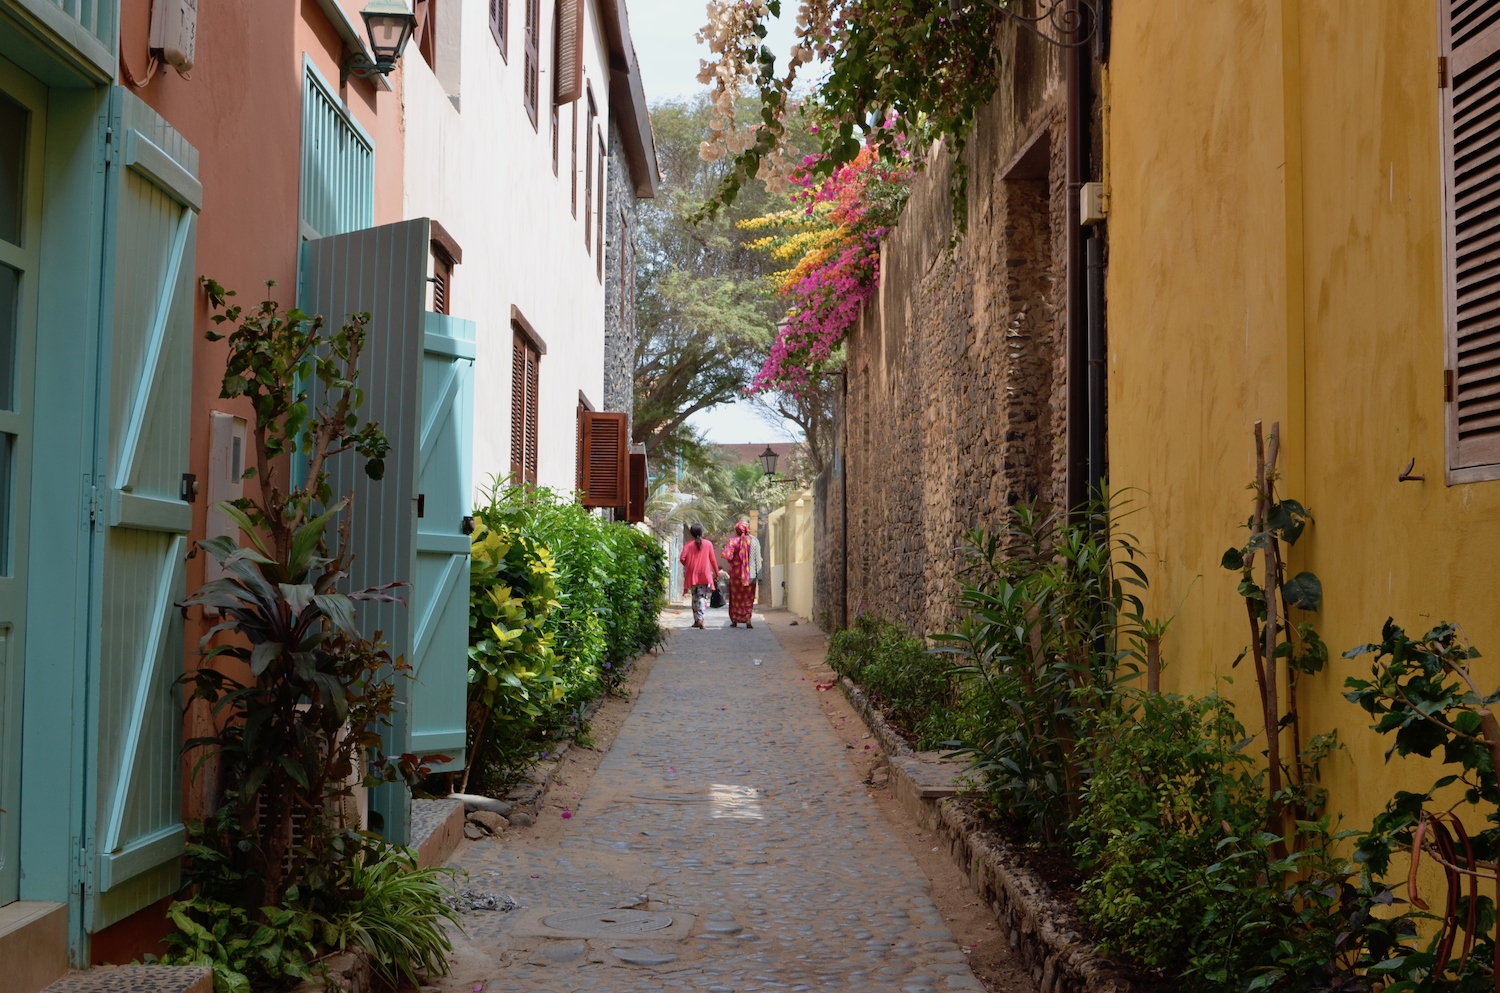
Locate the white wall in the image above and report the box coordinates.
[401,0,613,497]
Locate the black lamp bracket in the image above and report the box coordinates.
[341,51,395,84]
[980,0,1099,49]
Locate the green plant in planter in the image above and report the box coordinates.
[181,280,429,914]
[1345,620,1500,986]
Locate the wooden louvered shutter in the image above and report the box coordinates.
[1444,0,1500,477]
[523,0,540,127]
[579,411,628,507]
[555,0,583,104]
[525,347,540,482]
[511,332,527,482]
[627,452,647,522]
[490,0,507,59]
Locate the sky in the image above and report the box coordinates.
[626,0,812,445]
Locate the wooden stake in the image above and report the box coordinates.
[1146,632,1161,694]
[1264,423,1282,805]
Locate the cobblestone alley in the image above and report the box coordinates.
[434,611,996,993]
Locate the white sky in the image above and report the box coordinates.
[626,0,813,445]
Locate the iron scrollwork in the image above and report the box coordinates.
[983,0,1099,48]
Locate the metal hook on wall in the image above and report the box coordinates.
[1398,458,1426,482]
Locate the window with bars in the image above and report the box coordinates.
[300,61,374,240]
[585,89,596,251]
[490,0,508,60]
[511,323,541,485]
[1443,0,1500,480]
[524,0,540,128]
[597,128,605,282]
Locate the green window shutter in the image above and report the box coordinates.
[409,311,474,773]
[87,87,199,933]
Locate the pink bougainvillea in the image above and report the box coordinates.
[740,144,910,395]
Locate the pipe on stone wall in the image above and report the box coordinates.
[841,372,849,630]
[1064,0,1090,514]
[1086,234,1106,501]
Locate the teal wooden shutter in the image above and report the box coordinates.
[301,219,426,845]
[410,312,474,773]
[87,88,201,932]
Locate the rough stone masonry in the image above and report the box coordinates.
[818,21,1107,639]
[437,612,988,993]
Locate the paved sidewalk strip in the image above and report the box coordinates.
[443,611,987,993]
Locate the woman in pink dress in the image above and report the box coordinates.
[679,523,717,629]
[724,521,758,628]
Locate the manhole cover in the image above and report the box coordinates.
[541,909,675,934]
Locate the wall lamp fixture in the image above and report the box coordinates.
[345,0,419,79]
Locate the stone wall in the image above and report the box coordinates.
[826,29,1075,638]
[603,117,638,418]
[812,462,844,629]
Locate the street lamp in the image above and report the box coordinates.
[758,445,780,479]
[346,0,418,79]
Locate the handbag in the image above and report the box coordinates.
[709,588,725,609]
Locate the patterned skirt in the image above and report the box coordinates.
[727,580,755,623]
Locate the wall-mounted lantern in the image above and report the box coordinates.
[346,0,418,79]
[758,445,780,479]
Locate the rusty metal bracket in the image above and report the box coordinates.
[1398,458,1426,482]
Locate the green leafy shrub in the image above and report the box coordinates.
[936,497,1151,844]
[826,615,962,748]
[322,845,461,988]
[155,807,460,993]
[462,483,667,789]
[1076,692,1266,970]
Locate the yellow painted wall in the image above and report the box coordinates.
[1109,0,1500,832]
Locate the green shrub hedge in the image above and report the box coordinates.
[462,484,667,792]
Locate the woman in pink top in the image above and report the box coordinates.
[679,523,718,629]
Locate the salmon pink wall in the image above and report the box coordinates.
[117,0,406,831]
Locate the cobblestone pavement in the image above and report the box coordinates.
[441,610,988,993]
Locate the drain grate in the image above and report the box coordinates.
[541,909,675,934]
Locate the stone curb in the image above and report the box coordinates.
[835,674,1133,993]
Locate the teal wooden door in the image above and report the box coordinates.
[410,312,474,773]
[0,54,47,909]
[301,221,475,839]
[302,219,424,844]
[87,88,200,932]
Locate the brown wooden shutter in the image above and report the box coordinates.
[627,452,647,523]
[431,255,451,314]
[525,347,540,483]
[524,0,540,127]
[490,0,507,59]
[579,411,627,507]
[1444,0,1500,475]
[510,332,527,482]
[555,0,584,104]
[416,0,437,72]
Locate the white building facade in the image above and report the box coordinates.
[401,0,657,496]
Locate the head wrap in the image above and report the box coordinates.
[735,520,750,535]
